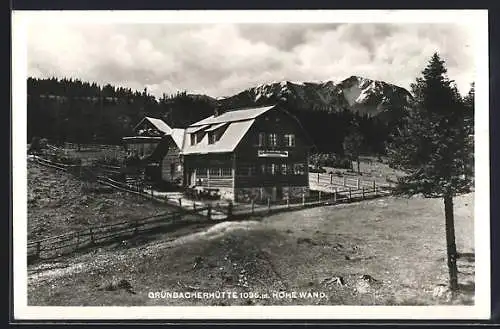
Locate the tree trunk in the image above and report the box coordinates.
[444,194,459,291]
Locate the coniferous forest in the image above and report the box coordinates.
[26,76,472,157]
[27,77,215,145]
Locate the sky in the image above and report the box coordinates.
[27,22,477,98]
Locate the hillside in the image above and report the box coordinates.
[27,158,177,241]
[219,76,413,121]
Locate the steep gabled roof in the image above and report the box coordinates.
[133,116,172,135]
[204,122,228,132]
[170,128,186,150]
[182,120,255,155]
[181,105,278,155]
[189,105,275,127]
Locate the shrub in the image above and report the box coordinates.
[309,153,352,170]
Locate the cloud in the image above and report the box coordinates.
[27,22,476,98]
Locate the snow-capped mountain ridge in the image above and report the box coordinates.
[218,75,412,120]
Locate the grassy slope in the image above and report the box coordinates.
[27,159,175,241]
[28,191,474,306]
[323,156,406,186]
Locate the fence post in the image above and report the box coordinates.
[286,196,290,208]
[193,201,197,211]
[318,191,321,202]
[151,188,154,198]
[267,197,271,213]
[333,189,337,203]
[373,180,376,190]
[207,203,212,220]
[251,199,255,214]
[178,198,182,207]
[227,201,233,219]
[362,187,365,199]
[348,188,352,200]
[343,176,346,186]
[357,178,360,189]
[317,172,320,183]
[330,173,333,184]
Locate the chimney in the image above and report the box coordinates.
[214,105,225,117]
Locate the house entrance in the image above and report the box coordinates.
[273,186,283,201]
[188,169,197,186]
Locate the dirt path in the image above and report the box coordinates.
[28,220,262,286]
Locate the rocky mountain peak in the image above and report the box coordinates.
[217,75,412,120]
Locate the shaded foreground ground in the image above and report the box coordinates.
[28,189,475,306]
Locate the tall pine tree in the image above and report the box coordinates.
[343,121,364,174]
[386,53,473,292]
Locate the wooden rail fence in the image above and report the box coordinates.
[309,172,393,191]
[28,155,394,261]
[31,155,394,217]
[27,205,212,262]
[224,185,391,218]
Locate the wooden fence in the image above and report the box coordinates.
[63,142,123,151]
[28,155,394,261]
[309,172,393,191]
[27,205,212,262]
[219,185,391,219]
[31,155,393,216]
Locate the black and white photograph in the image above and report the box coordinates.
[12,10,490,320]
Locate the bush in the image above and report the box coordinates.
[28,137,49,154]
[309,153,352,170]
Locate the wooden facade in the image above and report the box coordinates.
[122,117,183,185]
[182,105,312,202]
[159,136,183,185]
[124,105,313,201]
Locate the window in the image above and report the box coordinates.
[170,163,175,177]
[293,163,305,175]
[238,165,256,176]
[221,168,232,177]
[209,168,220,176]
[281,163,288,175]
[208,132,215,144]
[266,163,278,175]
[197,168,208,178]
[258,132,266,146]
[268,133,278,147]
[190,134,196,145]
[284,134,295,147]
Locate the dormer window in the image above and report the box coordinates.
[208,132,215,144]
